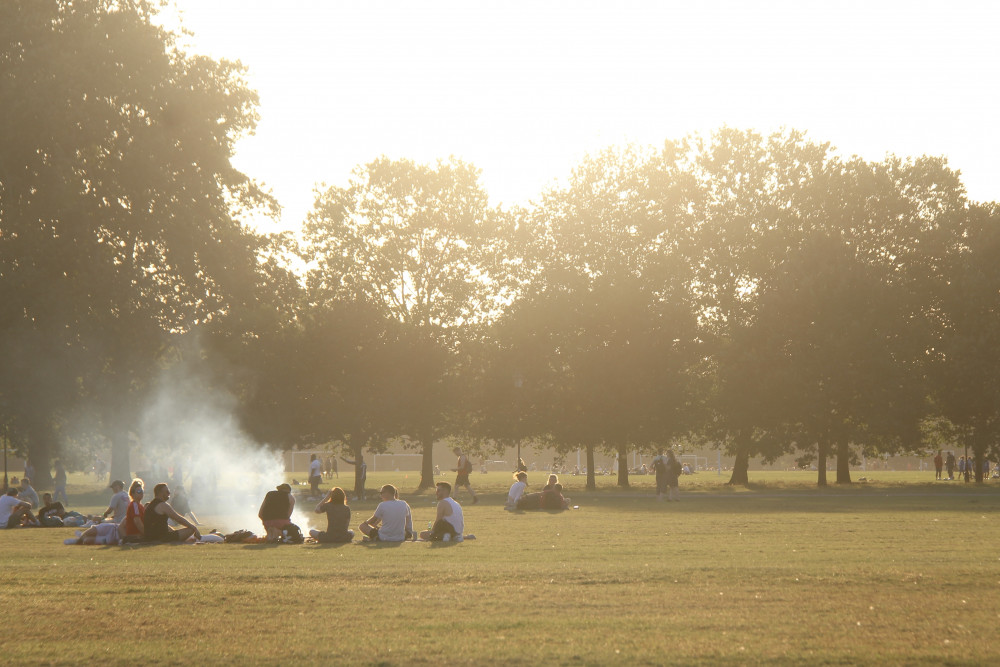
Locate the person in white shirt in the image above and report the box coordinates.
[0,488,37,528]
[419,482,464,541]
[359,485,413,542]
[308,454,323,499]
[505,472,528,510]
[103,480,130,523]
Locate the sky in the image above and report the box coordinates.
[165,0,1000,232]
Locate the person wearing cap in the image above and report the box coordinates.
[104,480,129,523]
[258,483,295,542]
[122,480,146,542]
[144,483,200,543]
[358,484,412,542]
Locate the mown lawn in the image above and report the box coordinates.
[3,471,998,665]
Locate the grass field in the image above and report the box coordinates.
[3,470,999,665]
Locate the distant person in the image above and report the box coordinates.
[945,452,956,480]
[340,455,367,500]
[359,484,412,542]
[651,449,671,502]
[258,483,295,542]
[451,447,478,504]
[53,460,68,505]
[310,487,354,543]
[505,472,528,510]
[664,451,682,501]
[103,480,130,524]
[18,477,39,509]
[144,483,201,543]
[934,450,943,480]
[0,488,37,528]
[419,482,464,541]
[122,480,146,542]
[24,462,35,485]
[958,456,966,480]
[308,454,323,499]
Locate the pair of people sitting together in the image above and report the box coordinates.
[506,473,570,511]
[356,483,464,542]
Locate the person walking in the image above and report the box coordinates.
[451,447,478,505]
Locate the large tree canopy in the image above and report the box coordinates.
[0,0,272,480]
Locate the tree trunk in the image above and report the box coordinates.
[616,444,629,488]
[352,442,366,500]
[26,421,55,489]
[418,437,435,490]
[817,441,828,487]
[586,444,596,491]
[836,440,852,484]
[727,433,750,486]
[972,430,986,484]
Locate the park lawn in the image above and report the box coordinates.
[3,476,998,665]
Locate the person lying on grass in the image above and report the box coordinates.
[66,520,123,545]
[418,482,464,542]
[144,483,200,543]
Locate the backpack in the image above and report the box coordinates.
[461,456,473,474]
[224,529,255,543]
[671,459,682,476]
[281,523,304,544]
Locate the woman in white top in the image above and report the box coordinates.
[505,471,528,510]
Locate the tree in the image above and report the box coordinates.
[303,157,509,488]
[930,202,1000,482]
[0,0,272,480]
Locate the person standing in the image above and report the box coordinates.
[651,450,671,502]
[451,447,478,505]
[144,483,200,543]
[52,460,68,506]
[103,480,130,523]
[310,487,353,543]
[934,450,943,480]
[945,451,956,480]
[359,484,412,542]
[308,454,323,499]
[419,482,463,541]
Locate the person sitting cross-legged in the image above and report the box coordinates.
[419,482,464,542]
[358,484,412,542]
[310,486,354,543]
[0,488,37,528]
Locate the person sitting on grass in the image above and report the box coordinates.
[37,493,67,526]
[258,483,295,542]
[505,471,528,510]
[540,483,569,510]
[419,482,464,542]
[310,486,354,543]
[0,488,38,528]
[358,484,412,542]
[18,477,39,509]
[104,479,130,523]
[144,483,201,543]
[122,480,146,542]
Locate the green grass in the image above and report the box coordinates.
[4,471,999,665]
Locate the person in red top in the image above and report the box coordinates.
[123,479,146,542]
[933,450,943,480]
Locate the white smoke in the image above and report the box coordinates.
[135,357,318,534]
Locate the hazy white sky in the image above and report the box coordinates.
[167,0,1000,231]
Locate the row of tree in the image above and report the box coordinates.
[2,1,998,496]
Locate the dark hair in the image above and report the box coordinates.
[6,488,17,496]
[436,481,452,496]
[330,487,347,505]
[153,482,168,497]
[514,471,527,482]
[554,483,563,492]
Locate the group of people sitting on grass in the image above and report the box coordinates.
[505,473,572,511]
[65,478,204,545]
[258,480,468,544]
